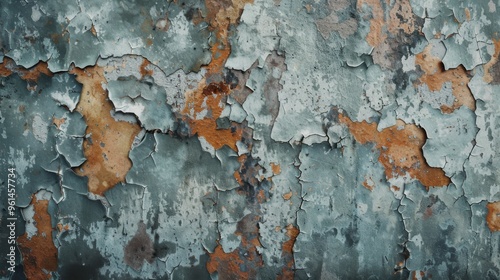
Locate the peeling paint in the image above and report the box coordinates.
[2,0,500,278]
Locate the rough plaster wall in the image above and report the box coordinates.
[0,0,500,279]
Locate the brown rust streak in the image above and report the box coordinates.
[71,66,141,195]
[0,57,53,85]
[277,224,299,280]
[139,58,154,77]
[180,0,252,151]
[359,0,417,46]
[183,80,243,150]
[357,0,418,68]
[207,214,263,280]
[362,178,375,191]
[415,45,475,113]
[17,196,58,280]
[339,114,450,189]
[486,201,500,231]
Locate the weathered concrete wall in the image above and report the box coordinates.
[1,0,500,279]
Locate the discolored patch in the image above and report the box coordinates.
[339,114,450,189]
[358,0,419,69]
[124,221,155,270]
[277,224,299,280]
[415,45,475,113]
[0,57,53,90]
[183,80,244,151]
[207,214,263,279]
[483,40,500,84]
[71,66,141,195]
[486,201,500,232]
[17,195,58,280]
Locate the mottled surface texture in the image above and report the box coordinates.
[1,0,500,279]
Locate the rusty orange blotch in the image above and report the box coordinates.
[415,45,475,113]
[339,114,450,189]
[17,196,58,280]
[207,215,263,279]
[486,201,500,232]
[71,66,141,195]
[0,57,53,86]
[277,224,299,280]
[181,0,252,151]
[183,80,244,151]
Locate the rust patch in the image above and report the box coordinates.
[359,0,417,45]
[483,39,500,84]
[0,57,53,88]
[90,24,97,36]
[339,114,450,189]
[203,0,253,75]
[415,45,475,113]
[183,80,244,151]
[277,224,299,280]
[207,214,263,279]
[181,0,253,151]
[52,117,66,129]
[139,58,154,77]
[71,66,141,195]
[357,0,418,68]
[486,201,500,231]
[17,196,58,280]
[464,8,471,21]
[270,162,281,175]
[362,177,375,191]
[282,191,293,201]
[0,58,13,77]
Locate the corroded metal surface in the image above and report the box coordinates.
[1,0,500,279]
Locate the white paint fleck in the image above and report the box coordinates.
[32,114,49,144]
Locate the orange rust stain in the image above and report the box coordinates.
[270,162,281,175]
[277,224,299,280]
[90,24,97,36]
[17,196,58,280]
[483,39,500,84]
[0,58,13,77]
[52,117,66,129]
[19,62,52,83]
[181,0,252,151]
[139,58,154,77]
[358,0,416,47]
[256,189,268,203]
[464,8,471,21]
[362,178,375,191]
[358,0,385,47]
[207,244,246,280]
[183,80,243,151]
[339,114,450,189]
[411,270,427,280]
[71,66,141,195]
[391,185,400,192]
[203,0,253,74]
[56,223,70,232]
[0,57,52,85]
[282,191,293,201]
[486,201,500,231]
[415,45,475,113]
[207,215,263,279]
